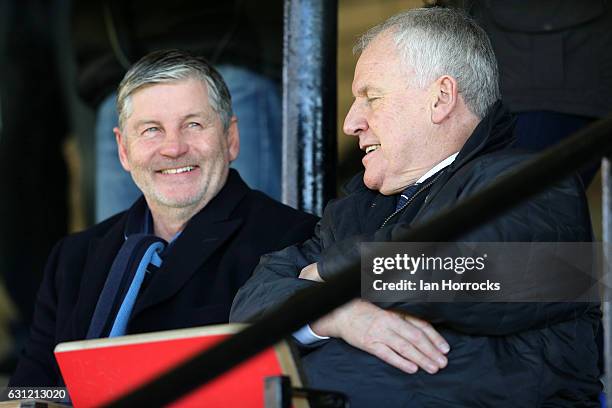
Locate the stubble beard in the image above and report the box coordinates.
[131,167,209,210]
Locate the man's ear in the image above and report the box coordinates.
[431,75,458,124]
[227,116,240,162]
[114,127,131,172]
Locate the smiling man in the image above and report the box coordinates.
[231,7,601,407]
[114,75,239,242]
[10,50,318,387]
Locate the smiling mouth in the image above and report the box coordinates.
[158,165,197,174]
[365,145,381,154]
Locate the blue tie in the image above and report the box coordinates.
[395,184,420,211]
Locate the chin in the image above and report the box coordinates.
[150,190,205,209]
[169,193,205,207]
[378,187,397,196]
[362,174,382,193]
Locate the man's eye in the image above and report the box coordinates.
[187,122,202,128]
[367,97,380,103]
[142,127,160,135]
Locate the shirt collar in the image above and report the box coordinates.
[415,152,459,184]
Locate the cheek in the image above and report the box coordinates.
[127,141,159,166]
[126,146,148,164]
[371,107,404,135]
[200,137,230,160]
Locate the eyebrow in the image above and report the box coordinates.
[133,119,161,130]
[133,111,214,130]
[354,85,384,97]
[181,111,213,122]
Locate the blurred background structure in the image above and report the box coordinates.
[0,0,607,387]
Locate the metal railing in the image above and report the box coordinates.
[603,159,612,396]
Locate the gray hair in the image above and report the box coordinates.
[116,49,233,131]
[354,7,500,119]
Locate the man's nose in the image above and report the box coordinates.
[159,129,189,157]
[343,101,368,136]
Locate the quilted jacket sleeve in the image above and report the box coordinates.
[230,201,337,323]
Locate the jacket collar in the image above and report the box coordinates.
[447,100,516,173]
[418,101,516,212]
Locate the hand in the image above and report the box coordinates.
[299,262,323,282]
[311,299,449,375]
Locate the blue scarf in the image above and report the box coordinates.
[86,202,175,338]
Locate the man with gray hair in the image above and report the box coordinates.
[231,7,601,406]
[10,49,318,386]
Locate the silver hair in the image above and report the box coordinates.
[354,7,500,119]
[116,49,233,131]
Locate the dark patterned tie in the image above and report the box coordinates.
[395,184,421,211]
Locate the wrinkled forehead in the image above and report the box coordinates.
[352,33,410,96]
[126,79,217,124]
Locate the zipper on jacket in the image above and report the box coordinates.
[379,171,444,229]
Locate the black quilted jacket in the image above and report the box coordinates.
[231,102,601,407]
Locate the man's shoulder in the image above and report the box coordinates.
[445,148,590,241]
[460,149,533,180]
[60,211,126,250]
[457,148,583,193]
[224,170,319,226]
[40,211,127,286]
[228,188,319,253]
[240,188,319,225]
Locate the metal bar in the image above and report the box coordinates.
[292,387,349,407]
[282,0,337,216]
[603,158,612,397]
[264,376,292,408]
[106,116,612,407]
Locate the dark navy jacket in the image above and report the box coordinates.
[11,170,318,387]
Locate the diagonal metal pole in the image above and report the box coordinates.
[106,114,612,407]
[603,158,612,396]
